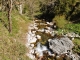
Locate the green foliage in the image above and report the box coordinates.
[73,38,80,45]
[53,15,68,28]
[53,0,80,20]
[65,23,80,34]
[73,38,80,53]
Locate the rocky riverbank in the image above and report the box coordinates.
[26,20,80,60]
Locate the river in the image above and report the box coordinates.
[26,20,80,60]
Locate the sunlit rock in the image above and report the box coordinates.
[30,44,34,47]
[46,22,50,25]
[45,30,50,34]
[36,35,41,39]
[26,49,35,60]
[56,55,60,59]
[71,37,74,40]
[30,37,37,43]
[66,32,76,37]
[37,29,45,32]
[48,37,74,55]
[75,34,80,37]
[34,26,38,30]
[47,22,53,26]
[46,27,53,31]
[32,31,36,34]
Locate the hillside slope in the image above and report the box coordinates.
[0,10,31,60]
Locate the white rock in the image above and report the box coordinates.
[49,22,53,26]
[30,44,34,47]
[72,37,74,40]
[75,34,79,37]
[26,52,35,60]
[32,31,36,34]
[29,37,37,43]
[56,55,60,58]
[34,27,38,30]
[38,29,45,32]
[36,35,41,39]
[48,39,52,42]
[45,30,50,34]
[46,22,50,25]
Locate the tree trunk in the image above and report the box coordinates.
[19,4,23,15]
[8,0,12,33]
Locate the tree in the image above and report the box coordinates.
[8,0,12,33]
[1,0,13,33]
[53,0,80,19]
[25,0,40,20]
[37,0,56,21]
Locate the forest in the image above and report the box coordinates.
[0,0,80,60]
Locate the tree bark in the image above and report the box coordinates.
[8,0,12,33]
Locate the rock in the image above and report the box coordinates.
[45,30,50,34]
[75,34,80,37]
[36,35,41,39]
[46,22,50,25]
[34,26,38,30]
[37,29,45,32]
[71,37,74,40]
[48,37,80,60]
[49,22,53,26]
[26,49,35,60]
[48,37,74,55]
[46,27,53,31]
[66,32,76,37]
[32,31,36,34]
[30,44,35,47]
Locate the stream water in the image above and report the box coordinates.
[26,20,80,60]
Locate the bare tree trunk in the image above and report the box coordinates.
[8,0,12,33]
[19,4,23,15]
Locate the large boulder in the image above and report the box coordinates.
[48,37,74,55]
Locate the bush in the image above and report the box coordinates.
[53,15,68,28]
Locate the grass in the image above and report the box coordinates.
[0,10,32,60]
[53,15,80,54]
[73,38,80,45]
[72,38,80,53]
[65,23,80,34]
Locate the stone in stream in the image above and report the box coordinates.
[37,29,45,32]
[36,35,41,40]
